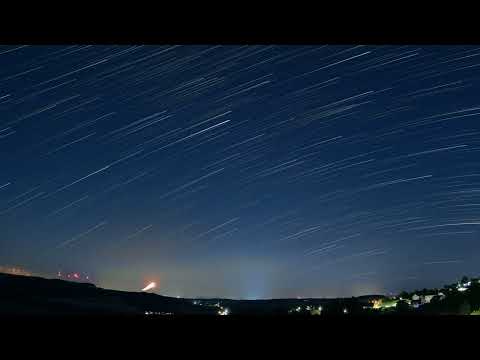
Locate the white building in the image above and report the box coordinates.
[422,295,435,304]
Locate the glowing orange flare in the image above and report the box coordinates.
[142,282,156,292]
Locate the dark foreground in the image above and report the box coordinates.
[2,272,480,317]
[0,272,386,317]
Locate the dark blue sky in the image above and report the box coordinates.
[1,45,479,298]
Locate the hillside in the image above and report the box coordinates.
[3,272,478,316]
[0,273,215,316]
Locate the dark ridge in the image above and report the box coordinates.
[2,272,479,317]
[0,273,215,317]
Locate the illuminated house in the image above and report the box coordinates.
[371,298,398,310]
[422,295,435,304]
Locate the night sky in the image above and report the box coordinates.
[1,45,480,299]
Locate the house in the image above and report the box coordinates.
[456,280,472,292]
[422,295,435,304]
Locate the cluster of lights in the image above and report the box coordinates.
[0,266,32,276]
[218,307,230,315]
[309,305,322,315]
[457,280,471,292]
[289,305,323,315]
[192,300,208,306]
[371,299,382,309]
[58,271,89,281]
[192,301,219,308]
[144,311,173,316]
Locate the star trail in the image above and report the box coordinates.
[1,45,480,299]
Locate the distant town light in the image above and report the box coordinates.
[0,266,32,277]
[218,307,230,315]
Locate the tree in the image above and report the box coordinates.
[461,276,469,284]
[459,300,471,315]
[399,291,409,299]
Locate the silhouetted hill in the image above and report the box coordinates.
[0,272,390,316]
[0,273,215,316]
